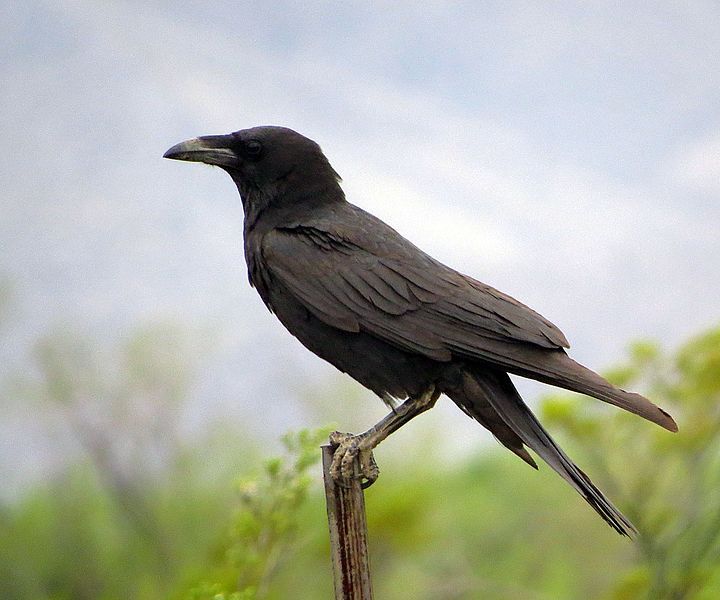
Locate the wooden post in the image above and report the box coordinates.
[322,444,373,600]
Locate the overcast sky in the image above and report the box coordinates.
[2,1,719,489]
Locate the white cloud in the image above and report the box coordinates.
[3,0,720,485]
[672,133,720,193]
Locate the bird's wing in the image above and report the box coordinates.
[262,223,568,364]
[262,222,677,432]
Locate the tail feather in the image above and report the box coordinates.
[445,367,638,537]
[450,373,538,469]
[511,351,677,433]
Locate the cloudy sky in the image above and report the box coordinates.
[3,1,719,487]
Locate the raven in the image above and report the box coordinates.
[164,126,676,536]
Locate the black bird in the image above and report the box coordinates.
[164,126,677,536]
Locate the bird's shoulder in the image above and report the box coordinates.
[264,201,424,261]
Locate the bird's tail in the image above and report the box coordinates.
[514,351,677,432]
[444,366,637,537]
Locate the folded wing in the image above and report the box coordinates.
[262,222,676,432]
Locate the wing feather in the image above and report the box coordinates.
[260,219,676,432]
[262,226,568,362]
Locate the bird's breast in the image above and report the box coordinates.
[244,232,273,306]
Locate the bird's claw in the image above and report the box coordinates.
[329,431,379,489]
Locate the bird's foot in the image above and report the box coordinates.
[328,431,379,489]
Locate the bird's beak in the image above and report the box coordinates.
[163,134,238,168]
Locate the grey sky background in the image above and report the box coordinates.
[2,1,719,491]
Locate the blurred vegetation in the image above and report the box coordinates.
[542,330,720,599]
[1,321,719,599]
[186,428,332,600]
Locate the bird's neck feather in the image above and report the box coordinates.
[237,176,345,231]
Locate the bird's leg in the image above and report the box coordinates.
[329,385,440,489]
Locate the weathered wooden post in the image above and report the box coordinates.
[321,445,373,600]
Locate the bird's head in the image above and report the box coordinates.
[164,126,343,224]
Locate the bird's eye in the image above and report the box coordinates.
[245,140,262,159]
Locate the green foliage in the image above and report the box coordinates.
[542,326,720,599]
[0,324,253,600]
[2,323,720,599]
[185,428,331,600]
